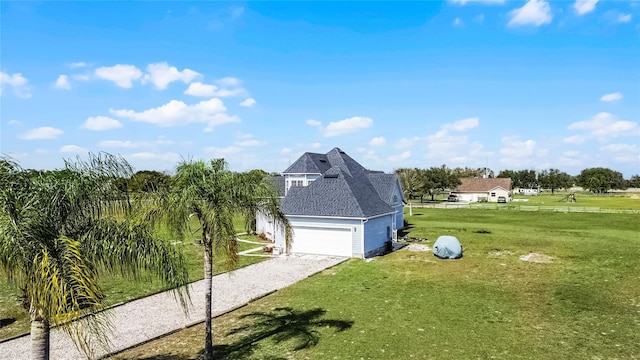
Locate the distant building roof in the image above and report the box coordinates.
[281,147,400,218]
[455,178,512,192]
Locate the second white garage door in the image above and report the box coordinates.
[290,226,353,257]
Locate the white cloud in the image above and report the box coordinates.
[142,62,200,90]
[240,98,256,107]
[508,0,553,27]
[280,148,292,155]
[81,116,123,131]
[388,151,411,162]
[573,0,598,15]
[600,143,640,163]
[310,142,322,149]
[306,119,322,127]
[60,144,88,153]
[443,117,479,131]
[8,119,21,126]
[453,17,463,26]
[357,148,382,163]
[54,75,71,90]
[568,112,638,139]
[20,127,64,140]
[448,0,504,5]
[600,92,623,102]
[370,136,386,147]
[111,98,239,132]
[95,64,142,88]
[69,62,88,68]
[0,71,31,98]
[324,116,373,137]
[425,118,490,164]
[500,136,536,158]
[184,81,246,97]
[618,13,632,23]
[499,136,537,167]
[217,77,241,87]
[563,134,586,144]
[184,82,218,97]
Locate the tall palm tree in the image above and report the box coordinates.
[158,158,290,360]
[0,154,190,360]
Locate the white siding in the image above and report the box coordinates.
[284,174,322,195]
[488,188,510,202]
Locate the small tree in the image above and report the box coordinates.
[152,158,290,360]
[577,167,625,193]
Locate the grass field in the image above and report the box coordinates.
[511,193,640,210]
[109,208,640,359]
[0,217,267,341]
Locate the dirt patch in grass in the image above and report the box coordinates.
[488,250,514,257]
[519,252,553,263]
[406,244,431,252]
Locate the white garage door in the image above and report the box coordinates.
[290,226,352,257]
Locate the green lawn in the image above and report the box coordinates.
[0,218,268,340]
[109,208,640,360]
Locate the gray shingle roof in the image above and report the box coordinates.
[281,148,400,218]
[283,152,332,174]
[367,173,403,205]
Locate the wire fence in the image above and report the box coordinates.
[407,202,640,214]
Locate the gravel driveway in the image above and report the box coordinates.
[0,255,346,360]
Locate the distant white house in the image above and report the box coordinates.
[256,147,404,258]
[451,178,512,203]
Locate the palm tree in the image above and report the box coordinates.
[0,154,190,360]
[157,158,290,360]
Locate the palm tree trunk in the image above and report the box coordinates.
[203,230,214,360]
[30,316,50,360]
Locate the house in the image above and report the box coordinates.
[256,147,404,258]
[450,178,512,203]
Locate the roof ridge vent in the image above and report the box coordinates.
[324,173,339,179]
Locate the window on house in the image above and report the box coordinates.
[393,195,398,203]
[292,180,303,187]
[491,192,496,197]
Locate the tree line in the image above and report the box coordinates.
[396,165,640,201]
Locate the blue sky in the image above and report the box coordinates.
[1,0,639,177]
